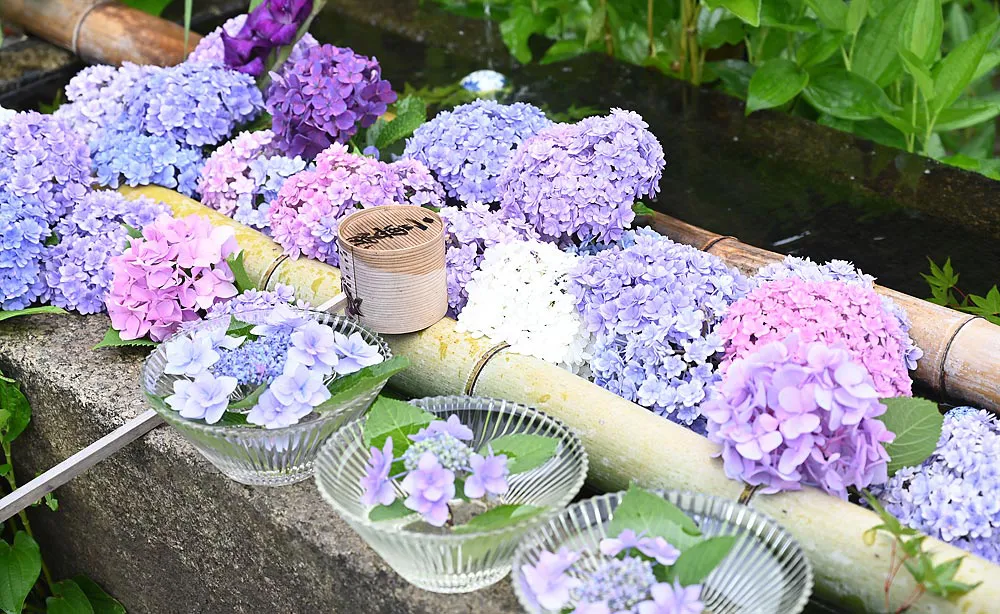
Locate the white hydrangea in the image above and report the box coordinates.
[0,106,16,127]
[460,69,507,94]
[457,239,591,371]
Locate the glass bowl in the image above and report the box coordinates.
[142,309,391,486]
[314,395,589,593]
[512,490,813,614]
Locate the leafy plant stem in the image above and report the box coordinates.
[847,32,858,69]
[897,586,926,613]
[1,441,54,595]
[648,0,655,57]
[909,81,919,153]
[601,0,614,56]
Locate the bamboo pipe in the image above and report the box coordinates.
[0,0,200,66]
[123,186,1000,613]
[645,212,1000,414]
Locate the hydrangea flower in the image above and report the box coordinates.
[570,229,750,425]
[213,328,292,385]
[402,100,552,205]
[361,437,397,506]
[165,333,221,377]
[457,239,592,370]
[0,106,15,126]
[166,373,239,424]
[266,44,396,159]
[753,255,922,371]
[269,143,443,266]
[41,192,169,314]
[331,331,384,374]
[54,63,159,141]
[498,109,665,245]
[401,452,456,527]
[600,530,680,566]
[105,214,239,341]
[91,127,205,197]
[0,186,51,310]
[411,414,473,442]
[876,407,1000,564]
[221,0,313,76]
[402,431,473,473]
[460,70,507,94]
[704,335,895,498]
[639,581,704,614]
[205,284,302,321]
[520,548,581,611]
[719,277,913,397]
[439,203,538,316]
[464,452,510,498]
[571,556,657,612]
[199,130,308,232]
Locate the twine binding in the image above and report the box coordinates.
[71,0,114,56]
[464,342,511,395]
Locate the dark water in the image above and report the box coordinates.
[309,11,1000,302]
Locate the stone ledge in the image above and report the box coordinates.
[0,313,520,613]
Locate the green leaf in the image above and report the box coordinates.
[362,396,436,449]
[483,434,559,473]
[72,577,123,614]
[0,306,67,322]
[247,0,266,10]
[971,49,1000,83]
[0,532,41,614]
[968,286,1000,319]
[899,48,936,101]
[933,21,1000,116]
[632,202,656,217]
[746,58,809,114]
[878,397,944,476]
[0,377,31,444]
[697,8,746,49]
[797,30,846,68]
[946,2,971,47]
[585,2,607,47]
[607,485,703,551]
[668,535,738,586]
[118,0,172,16]
[226,251,256,293]
[927,100,1000,131]
[121,223,143,240]
[539,40,589,64]
[46,580,94,614]
[367,96,428,152]
[369,500,415,522]
[803,68,898,120]
[215,411,249,426]
[43,492,58,512]
[704,0,762,27]
[710,59,756,98]
[452,504,546,533]
[225,316,255,340]
[846,0,870,35]
[317,356,411,413]
[804,0,848,30]
[227,383,267,411]
[852,0,911,86]
[93,327,157,350]
[500,6,556,64]
[902,0,943,64]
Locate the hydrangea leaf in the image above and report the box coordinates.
[369,500,415,522]
[481,434,558,474]
[451,504,546,534]
[0,376,32,444]
[632,201,655,217]
[318,356,411,413]
[46,579,94,614]
[93,327,157,350]
[226,251,257,293]
[666,535,739,586]
[366,96,427,152]
[227,383,267,411]
[121,223,142,240]
[746,58,809,115]
[0,307,67,322]
[226,317,256,339]
[72,576,125,614]
[607,485,702,551]
[362,395,435,449]
[878,397,944,476]
[216,412,249,426]
[0,531,41,614]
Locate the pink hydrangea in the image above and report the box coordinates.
[105,214,239,341]
[718,278,913,397]
[268,143,444,266]
[704,335,895,498]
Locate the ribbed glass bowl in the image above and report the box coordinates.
[143,309,391,487]
[315,396,589,593]
[512,490,813,613]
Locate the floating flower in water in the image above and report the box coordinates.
[876,407,1000,564]
[460,69,508,94]
[704,334,894,498]
[719,277,914,397]
[498,109,665,245]
[266,44,396,159]
[402,99,551,205]
[268,143,443,266]
[570,229,750,426]
[41,192,168,314]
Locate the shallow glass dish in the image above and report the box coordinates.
[143,309,391,487]
[315,395,589,593]
[512,490,813,614]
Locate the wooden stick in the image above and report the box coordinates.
[0,0,200,66]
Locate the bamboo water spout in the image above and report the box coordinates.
[124,186,1000,613]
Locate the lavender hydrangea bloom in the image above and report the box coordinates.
[410,414,474,442]
[498,109,665,245]
[41,192,168,314]
[266,44,397,159]
[599,530,680,566]
[0,106,15,126]
[166,373,239,424]
[401,452,456,527]
[164,333,221,377]
[206,284,303,322]
[361,438,397,506]
[570,229,750,424]
[214,328,293,385]
[464,453,510,498]
[875,407,1000,564]
[331,331,383,375]
[54,63,159,141]
[402,431,473,473]
[402,100,552,205]
[288,320,340,373]
[0,187,49,310]
[90,127,205,197]
[247,388,314,429]
[521,548,581,611]
[571,556,657,612]
[269,362,331,408]
[638,581,704,614]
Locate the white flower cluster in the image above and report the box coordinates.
[460,70,507,94]
[0,106,16,127]
[457,239,591,370]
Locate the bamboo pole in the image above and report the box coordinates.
[123,186,1000,613]
[0,0,200,66]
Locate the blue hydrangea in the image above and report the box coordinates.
[91,127,205,197]
[571,556,656,612]
[54,62,160,142]
[0,187,50,310]
[460,70,507,94]
[402,100,552,206]
[402,431,474,473]
[876,407,1000,564]
[41,192,168,314]
[570,228,750,425]
[214,328,293,386]
[206,285,303,322]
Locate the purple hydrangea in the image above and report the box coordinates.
[411,414,474,442]
[199,129,308,232]
[439,203,538,316]
[402,100,552,205]
[54,63,160,142]
[639,581,705,614]
[361,437,397,506]
[498,109,665,245]
[464,452,510,498]
[570,229,750,425]
[165,373,239,424]
[222,0,313,76]
[401,452,456,527]
[331,331,383,375]
[247,387,315,428]
[704,335,895,498]
[206,284,302,322]
[268,361,330,409]
[520,548,581,611]
[571,556,657,612]
[164,332,221,377]
[187,13,319,75]
[402,431,474,473]
[266,44,397,159]
[41,192,169,314]
[876,407,1000,564]
[213,327,293,385]
[600,530,680,566]
[288,320,341,374]
[91,127,205,197]
[0,186,50,310]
